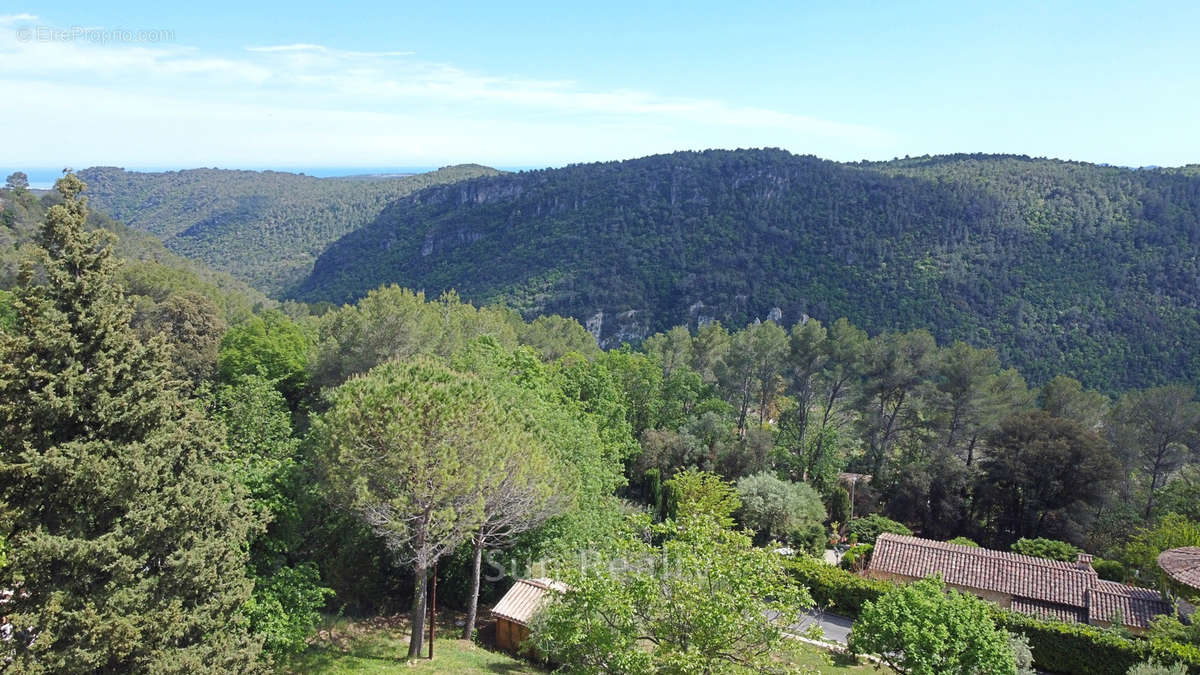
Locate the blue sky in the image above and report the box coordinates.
[1,1,1198,172]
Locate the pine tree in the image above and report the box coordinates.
[0,174,266,672]
[315,357,518,658]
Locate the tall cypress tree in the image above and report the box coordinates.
[0,175,266,672]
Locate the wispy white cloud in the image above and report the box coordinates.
[246,43,414,57]
[245,43,329,53]
[0,21,895,167]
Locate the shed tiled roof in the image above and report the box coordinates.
[490,578,565,627]
[1159,547,1200,590]
[869,534,1169,630]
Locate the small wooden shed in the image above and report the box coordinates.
[490,578,563,652]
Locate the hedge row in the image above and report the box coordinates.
[786,555,891,616]
[994,612,1200,675]
[785,556,1200,675]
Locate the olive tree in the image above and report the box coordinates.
[735,471,827,553]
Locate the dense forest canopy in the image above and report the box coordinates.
[5,173,1200,673]
[77,164,501,294]
[294,149,1200,393]
[1,179,271,323]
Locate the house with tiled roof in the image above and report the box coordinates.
[866,533,1170,633]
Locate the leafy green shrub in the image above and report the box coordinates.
[531,512,811,673]
[784,555,1200,675]
[785,556,890,616]
[1128,660,1190,675]
[847,514,911,545]
[218,310,312,403]
[244,563,333,658]
[1094,558,1129,582]
[1010,632,1036,674]
[839,544,873,572]
[994,611,1200,675]
[824,485,851,527]
[792,522,828,558]
[849,577,1017,675]
[1123,514,1200,593]
[948,536,980,547]
[1148,615,1200,648]
[1011,537,1083,562]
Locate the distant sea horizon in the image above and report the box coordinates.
[4,165,541,190]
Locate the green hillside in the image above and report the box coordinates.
[293,149,1200,392]
[77,164,501,294]
[1,182,270,322]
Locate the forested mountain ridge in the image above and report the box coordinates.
[293,149,1200,393]
[1,181,270,319]
[8,173,1200,674]
[77,164,501,293]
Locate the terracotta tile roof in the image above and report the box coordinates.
[1089,581,1170,629]
[490,578,565,627]
[870,534,1095,606]
[868,534,1170,630]
[1158,547,1200,590]
[1011,598,1087,624]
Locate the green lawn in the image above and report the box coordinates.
[278,614,868,674]
[777,641,874,673]
[278,614,541,674]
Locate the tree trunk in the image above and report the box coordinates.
[462,534,485,640]
[736,381,752,437]
[946,406,963,458]
[1145,454,1164,520]
[408,563,428,658]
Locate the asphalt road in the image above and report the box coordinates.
[767,607,854,644]
[789,609,853,644]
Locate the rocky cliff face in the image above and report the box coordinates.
[584,304,789,347]
[584,309,651,348]
[294,149,1200,391]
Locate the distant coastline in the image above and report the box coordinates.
[6,165,545,190]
